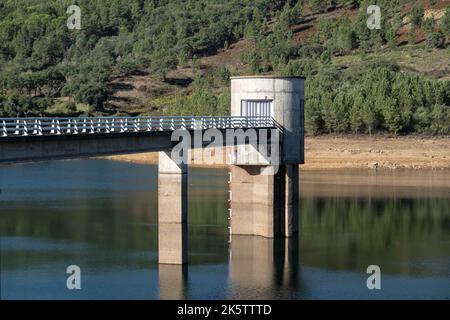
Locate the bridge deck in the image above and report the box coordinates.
[0,116,277,163]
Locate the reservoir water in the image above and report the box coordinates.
[1,159,449,299]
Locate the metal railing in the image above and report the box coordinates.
[0,116,276,137]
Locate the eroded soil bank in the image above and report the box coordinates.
[103,135,450,170]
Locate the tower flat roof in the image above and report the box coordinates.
[230,75,306,80]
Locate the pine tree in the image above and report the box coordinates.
[427,31,446,48]
[440,6,450,43]
[381,96,402,134]
[422,16,436,34]
[361,100,377,135]
[350,93,364,134]
[386,24,397,48]
[335,17,357,53]
[310,0,328,14]
[305,99,323,134]
[354,7,372,52]
[409,4,424,28]
[332,91,350,133]
[321,93,335,133]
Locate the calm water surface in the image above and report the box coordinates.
[0,159,449,299]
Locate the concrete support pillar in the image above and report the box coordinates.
[229,164,299,238]
[284,165,299,237]
[158,151,188,264]
[229,165,284,238]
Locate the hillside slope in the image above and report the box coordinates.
[108,1,450,116]
[1,0,449,135]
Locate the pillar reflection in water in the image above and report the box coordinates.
[158,264,188,300]
[229,235,300,299]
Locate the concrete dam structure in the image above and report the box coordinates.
[0,76,305,265]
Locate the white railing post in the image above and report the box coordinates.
[23,120,28,136]
[73,120,78,134]
[38,120,43,135]
[2,120,6,137]
[181,118,185,130]
[160,118,163,131]
[56,120,61,135]
[147,118,152,131]
[67,119,71,134]
[33,120,38,135]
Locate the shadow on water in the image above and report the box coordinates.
[0,160,449,299]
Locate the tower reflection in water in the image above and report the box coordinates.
[229,236,301,299]
[157,235,302,299]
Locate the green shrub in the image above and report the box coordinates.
[426,32,446,48]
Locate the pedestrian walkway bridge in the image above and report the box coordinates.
[0,116,276,164]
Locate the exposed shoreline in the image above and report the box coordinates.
[103,135,450,171]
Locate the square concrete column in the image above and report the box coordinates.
[229,165,284,238]
[284,164,299,237]
[158,151,188,264]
